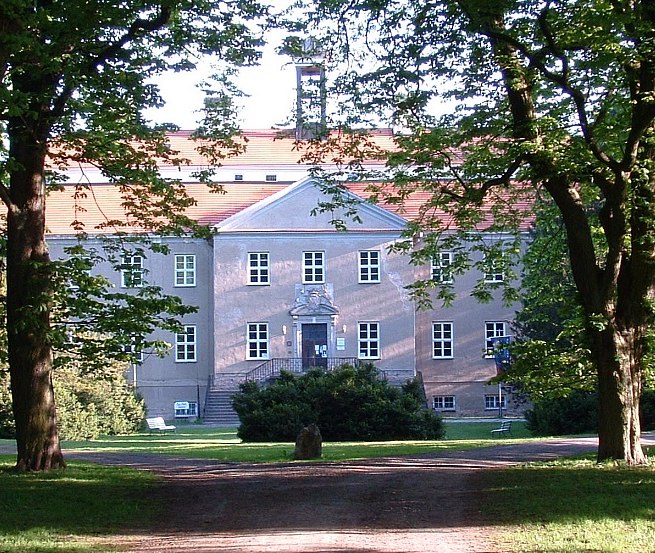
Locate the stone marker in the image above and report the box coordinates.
[293,423,322,460]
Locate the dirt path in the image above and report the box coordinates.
[60,435,652,553]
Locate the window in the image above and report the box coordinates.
[303,251,325,283]
[175,325,197,362]
[483,254,504,282]
[485,321,508,356]
[433,396,456,411]
[247,323,269,359]
[234,174,244,181]
[431,251,454,283]
[121,255,144,288]
[359,250,381,283]
[248,252,270,285]
[265,174,277,182]
[123,339,143,362]
[174,254,196,287]
[174,401,198,418]
[358,322,380,359]
[485,394,507,410]
[432,322,454,358]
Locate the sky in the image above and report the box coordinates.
[146,49,298,131]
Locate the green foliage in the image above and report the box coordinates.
[232,363,445,442]
[0,366,14,438]
[526,389,655,436]
[0,359,145,440]
[525,391,599,436]
[53,364,145,441]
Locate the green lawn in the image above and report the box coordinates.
[55,420,533,463]
[2,422,651,553]
[0,455,158,553]
[481,449,655,552]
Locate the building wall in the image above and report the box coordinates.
[212,230,416,383]
[414,239,524,417]
[47,235,214,419]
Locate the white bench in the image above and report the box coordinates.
[146,417,176,434]
[491,420,512,437]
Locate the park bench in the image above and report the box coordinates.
[490,420,512,437]
[146,417,176,434]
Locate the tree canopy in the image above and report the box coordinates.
[0,0,267,470]
[294,0,655,463]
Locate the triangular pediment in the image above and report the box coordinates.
[216,177,407,233]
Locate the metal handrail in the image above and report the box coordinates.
[244,357,360,383]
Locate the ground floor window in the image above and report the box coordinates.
[174,401,198,418]
[433,395,456,411]
[484,394,507,410]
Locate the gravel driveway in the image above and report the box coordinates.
[48,434,652,553]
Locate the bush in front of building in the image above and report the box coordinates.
[232,363,445,442]
[0,361,145,440]
[526,389,655,436]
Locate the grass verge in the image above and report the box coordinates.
[55,420,533,463]
[481,448,655,552]
[0,455,159,553]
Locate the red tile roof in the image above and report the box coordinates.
[45,129,533,235]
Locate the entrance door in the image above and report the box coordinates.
[302,323,328,370]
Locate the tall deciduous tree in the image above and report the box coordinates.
[0,0,266,471]
[297,0,655,463]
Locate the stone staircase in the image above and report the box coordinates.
[203,373,243,426]
[203,388,240,426]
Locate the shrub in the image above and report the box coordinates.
[0,361,145,440]
[232,363,445,442]
[525,390,598,436]
[526,388,655,437]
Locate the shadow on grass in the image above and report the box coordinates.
[0,457,159,552]
[478,458,655,526]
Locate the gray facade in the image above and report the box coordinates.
[47,175,524,420]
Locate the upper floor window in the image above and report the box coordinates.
[175,325,197,362]
[234,174,244,181]
[303,251,325,283]
[359,250,381,283]
[432,322,454,359]
[483,253,505,283]
[121,255,144,288]
[485,321,508,357]
[247,322,269,359]
[248,252,270,285]
[358,321,380,359]
[174,254,196,287]
[431,251,454,283]
[265,174,277,182]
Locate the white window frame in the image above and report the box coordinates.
[248,252,270,285]
[302,251,325,284]
[432,322,454,359]
[433,396,456,411]
[174,254,196,287]
[485,321,508,357]
[247,322,269,360]
[485,394,508,410]
[358,250,381,283]
[123,339,144,363]
[121,255,144,288]
[431,251,454,283]
[483,253,505,283]
[175,325,197,363]
[358,321,380,359]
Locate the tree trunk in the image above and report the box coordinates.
[7,123,65,471]
[594,325,646,464]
